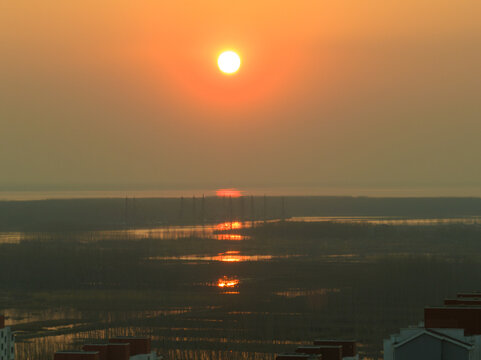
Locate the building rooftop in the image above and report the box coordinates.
[276,353,315,357]
[425,305,481,309]
[55,351,100,354]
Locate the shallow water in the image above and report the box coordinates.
[147,251,295,263]
[3,216,481,245]
[4,219,481,360]
[289,215,481,225]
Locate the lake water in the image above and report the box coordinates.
[2,215,481,245]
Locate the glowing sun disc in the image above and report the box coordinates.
[218,51,241,74]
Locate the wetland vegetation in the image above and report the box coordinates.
[3,212,481,359]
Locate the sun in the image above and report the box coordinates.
[217,51,241,74]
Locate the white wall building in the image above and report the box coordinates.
[384,326,481,360]
[0,316,15,360]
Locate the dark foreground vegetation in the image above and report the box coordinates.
[2,221,481,359]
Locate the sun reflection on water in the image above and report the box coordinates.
[213,251,275,262]
[214,234,244,241]
[217,276,239,288]
[215,221,243,231]
[216,251,242,262]
[147,251,291,262]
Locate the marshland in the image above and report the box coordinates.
[3,196,481,359]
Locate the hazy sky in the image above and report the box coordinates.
[1,1,481,193]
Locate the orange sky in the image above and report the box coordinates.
[1,1,481,194]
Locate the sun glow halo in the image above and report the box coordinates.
[217,51,241,74]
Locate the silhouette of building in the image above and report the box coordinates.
[313,340,357,359]
[276,354,319,360]
[383,327,481,360]
[277,339,358,360]
[55,336,159,360]
[54,351,100,360]
[384,292,481,359]
[0,315,15,360]
[296,345,342,360]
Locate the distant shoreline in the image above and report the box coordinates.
[1,187,481,201]
[2,196,481,232]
